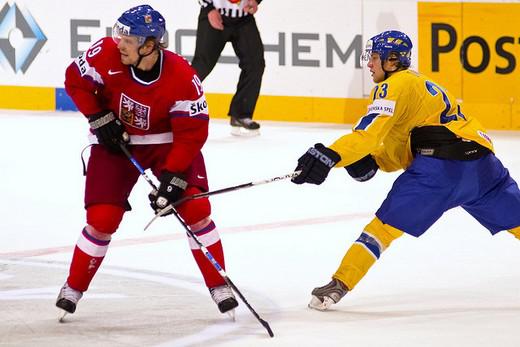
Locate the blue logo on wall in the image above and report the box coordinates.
[0,2,47,73]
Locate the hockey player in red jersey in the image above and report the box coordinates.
[56,5,238,319]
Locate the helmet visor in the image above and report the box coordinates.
[359,39,374,67]
[112,21,145,45]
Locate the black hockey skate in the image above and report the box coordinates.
[230,116,260,136]
[56,282,83,322]
[308,278,348,311]
[210,285,239,315]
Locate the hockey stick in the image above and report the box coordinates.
[119,143,275,338]
[144,170,301,230]
[118,144,158,192]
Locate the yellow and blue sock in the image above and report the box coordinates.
[333,217,404,290]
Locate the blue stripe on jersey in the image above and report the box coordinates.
[355,113,378,131]
[355,232,381,259]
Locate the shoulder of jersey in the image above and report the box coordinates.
[85,37,120,64]
[86,37,124,75]
[385,70,422,90]
[95,37,118,57]
[162,50,196,77]
[400,69,424,83]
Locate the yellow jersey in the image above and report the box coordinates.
[329,69,494,172]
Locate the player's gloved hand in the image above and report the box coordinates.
[148,171,188,215]
[345,155,379,182]
[88,111,129,153]
[292,143,340,185]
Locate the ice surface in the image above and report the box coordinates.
[0,111,519,346]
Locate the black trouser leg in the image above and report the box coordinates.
[191,13,228,81]
[229,18,265,119]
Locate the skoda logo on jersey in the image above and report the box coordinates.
[0,2,47,73]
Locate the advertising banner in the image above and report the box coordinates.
[0,0,518,128]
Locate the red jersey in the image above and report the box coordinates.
[65,37,209,173]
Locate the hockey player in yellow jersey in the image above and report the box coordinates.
[292,30,520,311]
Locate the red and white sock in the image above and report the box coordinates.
[188,221,226,288]
[67,228,110,292]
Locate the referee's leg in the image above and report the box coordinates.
[229,18,265,118]
[192,14,227,81]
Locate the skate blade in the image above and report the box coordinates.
[230,126,260,137]
[308,295,334,311]
[58,309,68,323]
[226,309,236,322]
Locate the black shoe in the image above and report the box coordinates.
[308,279,348,311]
[210,285,239,313]
[56,298,77,314]
[230,117,260,130]
[230,117,261,137]
[56,283,83,314]
[217,297,239,313]
[311,278,348,303]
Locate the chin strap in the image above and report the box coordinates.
[133,43,159,69]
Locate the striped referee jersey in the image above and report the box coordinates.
[198,0,263,18]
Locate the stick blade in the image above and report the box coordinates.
[260,318,274,337]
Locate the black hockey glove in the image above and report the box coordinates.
[345,155,379,182]
[149,171,188,215]
[88,111,129,153]
[292,143,340,185]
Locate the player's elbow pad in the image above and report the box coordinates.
[345,155,379,182]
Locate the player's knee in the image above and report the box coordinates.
[84,225,112,241]
[86,204,125,235]
[364,217,404,249]
[189,216,212,232]
[176,187,211,225]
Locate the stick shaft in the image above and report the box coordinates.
[151,171,301,222]
[119,143,274,337]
